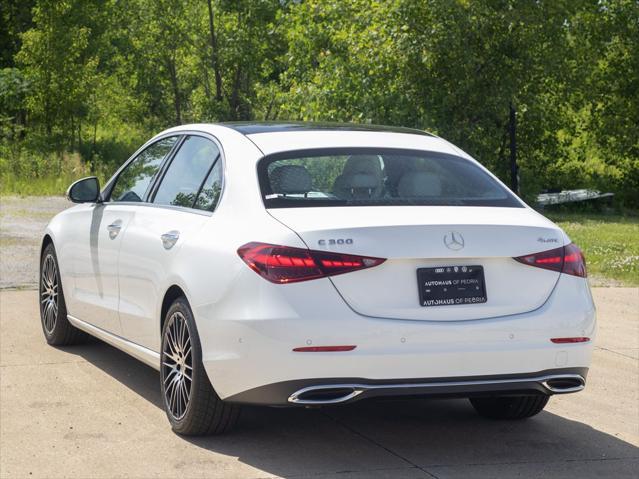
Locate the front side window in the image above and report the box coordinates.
[258,149,521,208]
[109,136,178,202]
[153,136,221,209]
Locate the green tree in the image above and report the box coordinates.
[192,0,285,121]
[400,0,594,198]
[275,0,412,124]
[585,0,639,204]
[17,0,104,152]
[0,0,36,68]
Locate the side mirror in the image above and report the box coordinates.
[66,176,101,203]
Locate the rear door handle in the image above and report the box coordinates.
[107,220,122,239]
[161,230,180,250]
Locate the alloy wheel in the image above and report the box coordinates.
[162,311,193,420]
[40,254,59,333]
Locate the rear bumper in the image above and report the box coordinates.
[196,272,596,403]
[226,368,588,406]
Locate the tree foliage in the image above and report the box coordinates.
[0,0,637,205]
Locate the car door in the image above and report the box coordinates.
[117,134,224,351]
[67,136,179,334]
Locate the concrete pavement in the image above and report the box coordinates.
[1,288,637,478]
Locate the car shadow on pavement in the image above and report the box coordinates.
[70,339,639,478]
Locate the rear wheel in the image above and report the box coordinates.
[160,297,240,435]
[39,243,86,345]
[470,395,550,420]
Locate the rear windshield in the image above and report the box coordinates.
[258,148,522,208]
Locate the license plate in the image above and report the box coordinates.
[417,265,487,307]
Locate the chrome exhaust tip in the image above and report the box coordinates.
[541,375,586,394]
[288,385,363,405]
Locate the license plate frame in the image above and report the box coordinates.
[417,265,487,307]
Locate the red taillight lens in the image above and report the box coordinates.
[562,243,587,277]
[237,242,386,284]
[514,243,587,277]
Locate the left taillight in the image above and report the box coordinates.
[514,243,587,277]
[237,242,386,284]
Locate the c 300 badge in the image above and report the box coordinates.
[318,238,353,246]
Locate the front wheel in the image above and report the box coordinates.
[160,297,240,435]
[470,395,550,420]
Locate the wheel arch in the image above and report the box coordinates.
[41,234,54,258]
[160,284,189,334]
[40,234,55,280]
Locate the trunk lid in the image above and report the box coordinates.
[268,206,565,321]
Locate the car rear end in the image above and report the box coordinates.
[202,128,596,408]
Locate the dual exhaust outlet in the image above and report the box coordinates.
[288,374,586,405]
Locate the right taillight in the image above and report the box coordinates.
[514,243,587,277]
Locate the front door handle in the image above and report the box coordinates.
[107,220,122,240]
[161,230,180,250]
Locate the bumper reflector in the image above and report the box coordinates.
[551,337,590,344]
[293,345,357,352]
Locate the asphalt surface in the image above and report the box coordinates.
[0,288,637,478]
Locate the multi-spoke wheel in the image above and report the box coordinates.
[40,253,59,333]
[39,242,86,345]
[160,297,240,435]
[162,311,193,420]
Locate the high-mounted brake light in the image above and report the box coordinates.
[514,243,587,277]
[237,242,386,283]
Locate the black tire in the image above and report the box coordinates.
[39,243,87,345]
[470,395,550,420]
[160,297,240,435]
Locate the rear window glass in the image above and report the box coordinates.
[258,149,522,208]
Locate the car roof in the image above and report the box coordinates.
[159,122,463,158]
[220,121,435,137]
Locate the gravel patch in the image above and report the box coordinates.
[0,196,71,289]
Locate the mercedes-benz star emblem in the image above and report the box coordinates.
[444,231,465,251]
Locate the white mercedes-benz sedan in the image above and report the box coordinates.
[40,122,595,435]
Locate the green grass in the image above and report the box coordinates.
[0,172,82,196]
[1,150,109,196]
[547,213,639,286]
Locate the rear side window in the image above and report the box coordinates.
[109,136,178,202]
[153,136,221,209]
[193,159,223,211]
[258,149,521,208]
